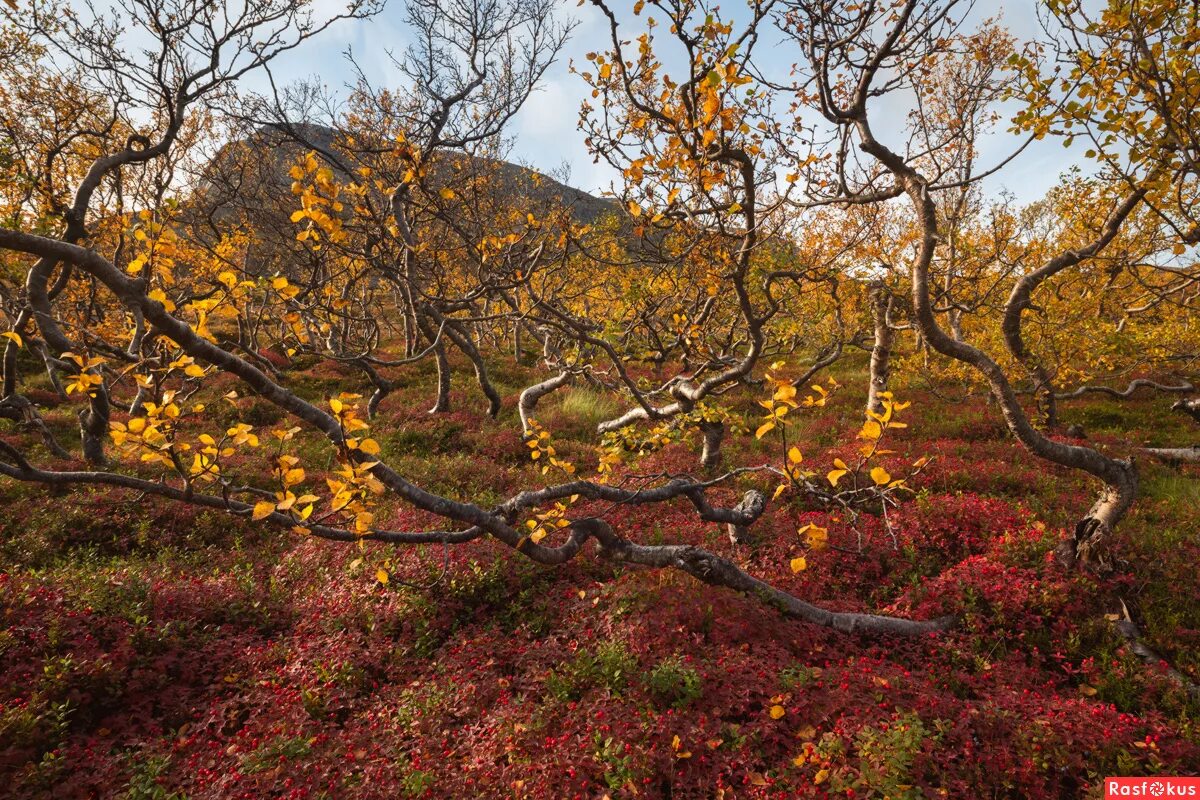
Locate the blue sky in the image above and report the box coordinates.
[239,0,1082,204]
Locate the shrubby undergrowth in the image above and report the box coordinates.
[2,359,1198,798]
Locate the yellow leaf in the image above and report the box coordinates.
[1079,684,1098,696]
[359,438,381,455]
[1,332,22,348]
[628,200,642,218]
[790,557,807,573]
[827,469,847,487]
[754,421,775,439]
[772,484,787,501]
[769,704,786,719]
[252,501,275,521]
[376,567,389,585]
[815,769,829,785]
[774,384,797,403]
[870,466,892,486]
[860,420,883,440]
[803,524,829,551]
[439,187,456,200]
[671,734,691,759]
[147,289,175,312]
[787,446,803,465]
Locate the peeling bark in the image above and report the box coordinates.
[1056,466,1139,570]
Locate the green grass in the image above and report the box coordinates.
[1141,471,1200,510]
[551,388,621,430]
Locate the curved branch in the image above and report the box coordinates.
[1056,379,1197,400]
[518,370,572,436]
[0,227,949,638]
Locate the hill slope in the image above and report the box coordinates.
[197,122,616,226]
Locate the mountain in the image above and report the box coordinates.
[196,122,616,227]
